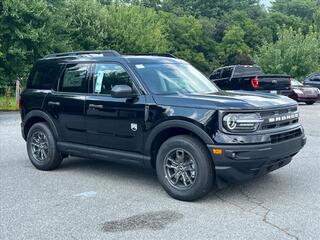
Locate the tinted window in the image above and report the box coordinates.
[92,63,134,95]
[210,70,221,80]
[27,64,62,90]
[311,76,320,82]
[59,64,89,93]
[221,68,232,78]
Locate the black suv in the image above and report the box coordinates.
[20,51,306,201]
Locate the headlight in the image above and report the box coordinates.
[222,113,263,132]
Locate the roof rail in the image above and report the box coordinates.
[44,50,121,58]
[126,53,176,58]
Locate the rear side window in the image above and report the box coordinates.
[27,64,62,90]
[221,68,233,78]
[311,76,320,82]
[210,70,221,80]
[59,64,89,93]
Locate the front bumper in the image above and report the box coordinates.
[295,96,319,102]
[208,132,306,188]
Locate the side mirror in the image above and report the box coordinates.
[111,85,135,98]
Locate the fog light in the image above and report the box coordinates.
[213,148,222,155]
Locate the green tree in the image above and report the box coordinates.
[216,26,251,65]
[64,0,109,50]
[162,13,217,73]
[0,0,69,86]
[104,5,168,53]
[255,28,320,79]
[161,0,261,18]
[271,0,319,20]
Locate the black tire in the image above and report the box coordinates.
[306,101,315,105]
[26,122,63,170]
[156,135,214,201]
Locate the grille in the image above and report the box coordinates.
[260,106,299,130]
[270,129,302,144]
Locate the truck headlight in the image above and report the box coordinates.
[223,113,263,132]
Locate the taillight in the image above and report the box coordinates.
[19,96,22,112]
[250,77,259,89]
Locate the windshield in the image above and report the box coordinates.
[134,63,219,94]
[291,79,303,87]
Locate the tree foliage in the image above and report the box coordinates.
[0,0,320,87]
[0,0,69,84]
[255,28,320,79]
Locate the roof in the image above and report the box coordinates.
[40,50,185,64]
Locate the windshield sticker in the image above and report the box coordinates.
[95,70,104,93]
[135,64,145,69]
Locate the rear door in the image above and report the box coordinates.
[44,63,89,144]
[85,62,146,153]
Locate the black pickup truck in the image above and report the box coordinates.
[209,65,292,95]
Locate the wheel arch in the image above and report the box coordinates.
[145,120,214,168]
[22,110,59,140]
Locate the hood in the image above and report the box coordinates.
[152,90,297,110]
[294,86,319,91]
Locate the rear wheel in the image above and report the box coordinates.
[156,135,214,201]
[305,101,315,105]
[27,122,63,170]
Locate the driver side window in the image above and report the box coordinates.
[311,76,320,82]
[92,63,134,95]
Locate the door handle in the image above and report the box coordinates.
[89,104,103,109]
[48,101,60,106]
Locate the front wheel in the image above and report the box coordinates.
[156,135,214,201]
[305,101,315,105]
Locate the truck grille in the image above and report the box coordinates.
[260,106,299,130]
[270,129,302,143]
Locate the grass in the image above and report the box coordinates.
[0,96,19,111]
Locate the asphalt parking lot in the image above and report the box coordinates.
[1,103,319,240]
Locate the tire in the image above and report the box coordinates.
[26,122,63,170]
[306,101,315,105]
[156,135,214,201]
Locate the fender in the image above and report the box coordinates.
[22,110,59,140]
[144,119,214,155]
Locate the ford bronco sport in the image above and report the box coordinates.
[20,51,306,201]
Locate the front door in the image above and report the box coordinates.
[85,62,146,153]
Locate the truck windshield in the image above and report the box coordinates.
[134,63,219,94]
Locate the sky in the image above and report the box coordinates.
[261,0,272,8]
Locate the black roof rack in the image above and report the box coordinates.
[44,50,121,59]
[125,53,176,58]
